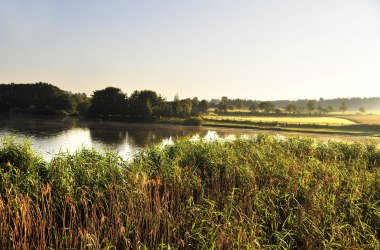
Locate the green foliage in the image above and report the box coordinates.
[1,135,380,248]
[127,90,165,121]
[307,99,317,111]
[89,87,127,118]
[340,101,348,113]
[285,103,298,114]
[249,102,258,113]
[182,117,203,126]
[0,82,86,115]
[0,137,47,195]
[259,101,275,113]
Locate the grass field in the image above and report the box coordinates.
[204,115,356,125]
[339,115,380,125]
[1,136,380,248]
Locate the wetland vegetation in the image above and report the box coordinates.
[1,135,380,249]
[2,82,380,249]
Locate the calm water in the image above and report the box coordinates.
[1,115,379,160]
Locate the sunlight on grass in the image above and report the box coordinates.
[204,115,356,125]
[339,115,380,125]
[1,136,380,248]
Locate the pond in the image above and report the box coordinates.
[1,115,379,160]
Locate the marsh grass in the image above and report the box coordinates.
[0,135,380,249]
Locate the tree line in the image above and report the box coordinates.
[0,83,209,121]
[211,96,380,114]
[0,83,89,115]
[1,83,379,120]
[87,87,208,120]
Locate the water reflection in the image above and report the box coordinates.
[1,114,380,160]
[0,115,75,137]
[0,115,209,159]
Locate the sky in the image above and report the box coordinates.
[0,0,380,101]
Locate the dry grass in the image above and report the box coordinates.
[339,115,380,125]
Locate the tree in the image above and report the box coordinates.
[217,100,228,113]
[192,97,200,107]
[285,104,298,114]
[190,97,201,116]
[326,105,335,114]
[55,93,74,110]
[307,100,317,112]
[181,98,193,117]
[317,105,327,115]
[173,94,183,117]
[339,102,347,113]
[259,101,275,113]
[89,87,127,118]
[199,100,209,114]
[236,99,244,109]
[359,107,366,113]
[128,90,165,121]
[172,95,193,117]
[249,102,258,113]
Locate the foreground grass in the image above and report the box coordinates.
[1,136,380,249]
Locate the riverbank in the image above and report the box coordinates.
[202,119,380,137]
[3,113,380,138]
[1,136,380,248]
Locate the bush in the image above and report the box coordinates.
[182,117,203,126]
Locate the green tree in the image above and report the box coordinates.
[217,102,228,113]
[339,102,347,113]
[128,90,165,121]
[307,100,317,112]
[181,98,193,117]
[249,102,258,113]
[317,106,327,115]
[236,99,244,109]
[259,101,275,113]
[89,87,127,118]
[285,104,298,114]
[359,107,366,113]
[326,105,335,114]
[199,100,209,114]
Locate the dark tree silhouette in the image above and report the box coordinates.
[127,90,165,121]
[89,87,127,118]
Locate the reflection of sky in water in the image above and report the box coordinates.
[1,116,380,161]
[0,128,135,160]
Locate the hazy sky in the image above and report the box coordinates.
[1,0,380,100]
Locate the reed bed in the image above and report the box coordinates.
[0,135,380,249]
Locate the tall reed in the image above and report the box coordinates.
[0,135,379,249]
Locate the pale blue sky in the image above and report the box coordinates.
[1,0,380,100]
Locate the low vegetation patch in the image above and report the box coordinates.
[204,115,356,125]
[1,136,380,249]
